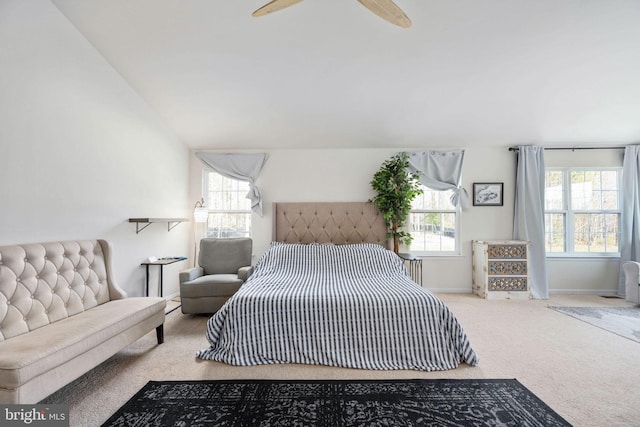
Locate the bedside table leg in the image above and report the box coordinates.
[145,264,150,297]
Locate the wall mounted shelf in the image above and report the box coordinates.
[128,218,189,234]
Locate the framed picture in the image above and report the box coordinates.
[473,183,503,206]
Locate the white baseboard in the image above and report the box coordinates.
[428,288,473,294]
[164,291,180,300]
[548,289,620,296]
[428,288,621,296]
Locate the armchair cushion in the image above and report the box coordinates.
[199,238,252,275]
[180,275,243,298]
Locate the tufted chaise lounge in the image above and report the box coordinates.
[0,239,166,404]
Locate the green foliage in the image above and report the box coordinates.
[369,153,423,251]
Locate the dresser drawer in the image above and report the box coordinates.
[488,277,528,292]
[488,260,527,276]
[487,244,527,260]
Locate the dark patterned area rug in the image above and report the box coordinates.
[102,379,571,426]
[549,306,640,343]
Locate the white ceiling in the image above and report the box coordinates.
[52,0,640,150]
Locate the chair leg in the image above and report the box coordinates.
[156,324,164,344]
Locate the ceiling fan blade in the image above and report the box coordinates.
[356,0,412,28]
[252,0,304,17]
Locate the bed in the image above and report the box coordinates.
[196,202,479,371]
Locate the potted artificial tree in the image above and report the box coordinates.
[369,153,423,253]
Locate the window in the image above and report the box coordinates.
[544,168,621,256]
[203,171,251,238]
[408,186,459,254]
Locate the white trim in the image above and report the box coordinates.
[547,254,620,260]
[409,186,460,254]
[428,287,473,294]
[164,291,180,300]
[545,167,622,256]
[548,289,619,296]
[429,288,620,296]
[410,252,463,258]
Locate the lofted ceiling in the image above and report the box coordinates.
[51,0,640,150]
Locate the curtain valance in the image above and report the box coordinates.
[195,152,268,216]
[404,150,469,209]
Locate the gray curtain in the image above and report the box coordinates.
[513,146,549,299]
[405,150,469,209]
[195,152,268,216]
[618,145,640,296]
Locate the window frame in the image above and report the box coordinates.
[408,185,461,257]
[202,170,252,238]
[545,167,621,258]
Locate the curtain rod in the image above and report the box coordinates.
[508,146,626,152]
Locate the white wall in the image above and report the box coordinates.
[0,0,190,297]
[190,146,623,295]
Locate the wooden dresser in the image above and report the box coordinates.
[472,240,530,299]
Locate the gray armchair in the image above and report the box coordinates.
[179,237,253,314]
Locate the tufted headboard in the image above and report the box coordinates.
[273,202,389,247]
[0,239,125,341]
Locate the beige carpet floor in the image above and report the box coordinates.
[43,294,640,426]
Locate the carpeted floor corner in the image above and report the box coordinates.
[101,378,571,427]
[165,297,182,315]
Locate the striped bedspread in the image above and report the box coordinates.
[196,242,479,371]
